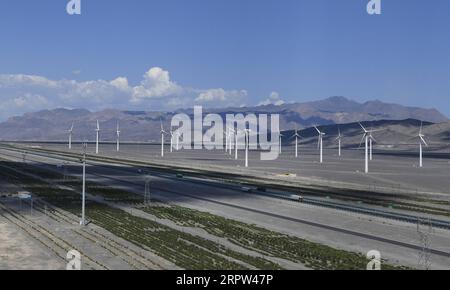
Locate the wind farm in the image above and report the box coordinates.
[1,108,450,271]
[1,0,450,273]
[1,117,450,270]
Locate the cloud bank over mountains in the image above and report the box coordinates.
[0,67,250,120]
[258,92,286,106]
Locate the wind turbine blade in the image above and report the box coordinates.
[359,134,366,148]
[420,136,428,147]
[420,121,423,135]
[370,135,377,143]
[314,126,321,134]
[359,122,367,132]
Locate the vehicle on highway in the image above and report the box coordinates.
[289,194,304,202]
[241,187,253,193]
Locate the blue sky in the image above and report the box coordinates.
[0,0,449,120]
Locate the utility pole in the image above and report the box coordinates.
[80,142,87,226]
[417,217,433,270]
[63,162,68,181]
[144,176,151,204]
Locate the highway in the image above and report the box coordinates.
[1,144,450,229]
[15,141,450,196]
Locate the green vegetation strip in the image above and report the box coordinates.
[141,204,409,270]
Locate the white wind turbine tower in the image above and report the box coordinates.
[279,134,283,154]
[359,125,369,174]
[95,120,100,154]
[224,129,229,152]
[244,129,251,167]
[234,129,238,160]
[160,119,167,157]
[229,128,234,155]
[369,129,376,161]
[169,130,174,153]
[314,126,325,163]
[335,127,342,157]
[418,121,428,168]
[116,122,120,152]
[291,129,302,158]
[175,131,180,151]
[68,122,74,150]
[359,122,378,173]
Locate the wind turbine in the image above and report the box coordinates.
[418,122,428,168]
[335,127,342,157]
[359,123,379,163]
[291,129,302,158]
[160,119,167,157]
[359,122,379,173]
[68,122,74,150]
[116,122,120,152]
[314,126,325,163]
[95,120,100,154]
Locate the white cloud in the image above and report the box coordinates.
[258,91,285,106]
[131,67,183,102]
[0,67,248,120]
[110,77,130,91]
[195,89,247,106]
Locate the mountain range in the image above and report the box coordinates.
[0,96,447,142]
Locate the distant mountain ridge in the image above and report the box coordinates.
[0,97,447,142]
